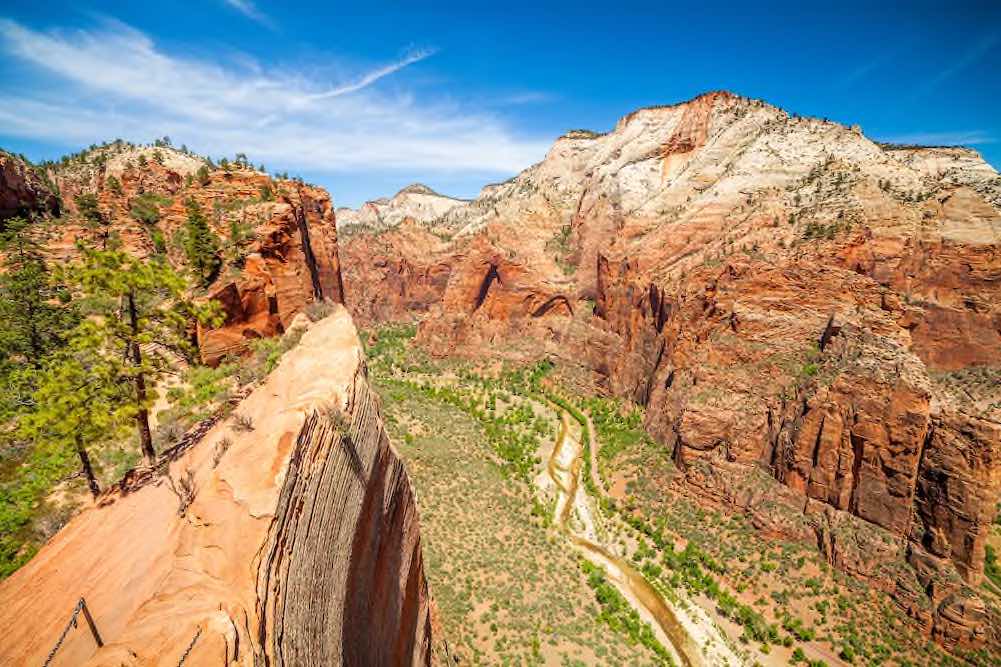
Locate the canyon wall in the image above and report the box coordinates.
[340,92,1001,651]
[0,150,60,222]
[0,308,433,666]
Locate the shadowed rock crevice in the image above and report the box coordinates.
[530,294,573,318]
[472,264,501,313]
[256,374,431,667]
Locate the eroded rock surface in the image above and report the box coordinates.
[0,150,60,222]
[0,308,432,666]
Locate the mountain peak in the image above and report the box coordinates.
[396,183,440,197]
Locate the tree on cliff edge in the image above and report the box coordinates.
[60,245,221,464]
[182,197,221,287]
[74,193,112,249]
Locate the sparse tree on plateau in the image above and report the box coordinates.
[182,197,222,287]
[61,245,221,464]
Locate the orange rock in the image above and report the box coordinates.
[0,308,433,666]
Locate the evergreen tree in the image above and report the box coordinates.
[196,165,211,186]
[62,245,221,464]
[74,193,111,248]
[20,328,128,497]
[0,218,76,370]
[106,175,123,196]
[182,197,221,287]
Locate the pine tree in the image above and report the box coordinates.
[182,197,221,287]
[74,193,111,248]
[106,175,123,196]
[0,218,76,370]
[20,327,128,497]
[196,165,211,186]
[62,245,221,464]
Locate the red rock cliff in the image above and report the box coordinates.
[340,92,1001,651]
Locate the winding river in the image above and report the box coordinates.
[541,408,705,667]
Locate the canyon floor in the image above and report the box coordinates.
[364,323,995,667]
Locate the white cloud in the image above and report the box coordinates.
[304,48,437,101]
[0,18,549,176]
[878,130,995,146]
[222,0,274,28]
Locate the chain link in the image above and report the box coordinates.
[42,599,85,667]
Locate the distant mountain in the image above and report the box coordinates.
[336,182,467,231]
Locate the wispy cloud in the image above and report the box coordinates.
[877,130,995,146]
[0,18,548,179]
[222,0,274,29]
[495,91,555,105]
[913,31,1000,98]
[834,49,899,89]
[304,48,437,101]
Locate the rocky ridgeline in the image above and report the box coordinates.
[339,91,1001,651]
[336,183,466,232]
[3,144,343,365]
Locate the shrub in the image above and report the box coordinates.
[230,413,254,433]
[305,299,337,322]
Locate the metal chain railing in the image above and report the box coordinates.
[42,599,203,667]
[42,598,103,667]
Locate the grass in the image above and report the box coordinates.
[366,327,673,665]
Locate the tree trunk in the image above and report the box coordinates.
[128,291,156,464]
[75,434,100,498]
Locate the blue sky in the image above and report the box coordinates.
[0,1,998,208]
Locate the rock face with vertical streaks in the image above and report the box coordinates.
[0,307,433,666]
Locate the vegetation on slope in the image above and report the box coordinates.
[363,322,997,667]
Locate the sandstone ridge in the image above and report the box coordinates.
[0,307,433,666]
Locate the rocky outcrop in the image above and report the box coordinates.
[0,151,59,222]
[24,143,344,365]
[0,308,433,666]
[197,184,343,365]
